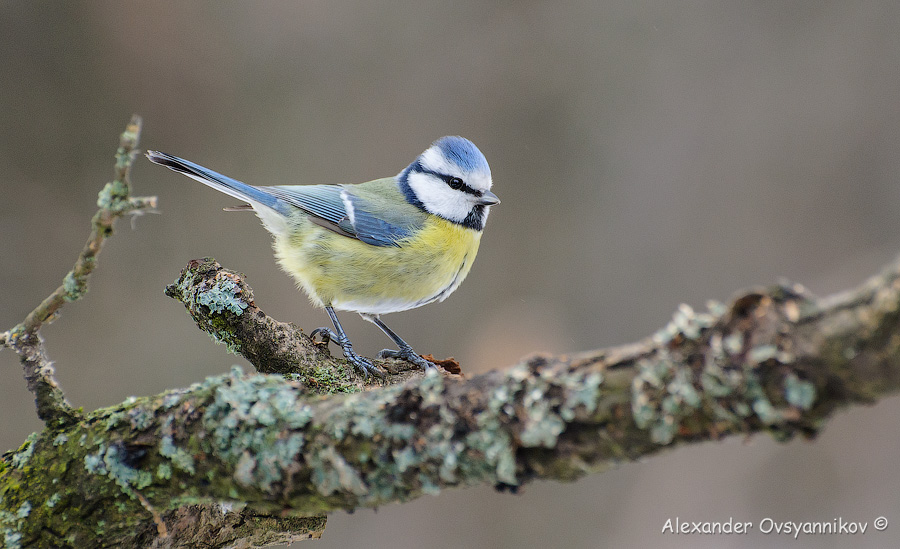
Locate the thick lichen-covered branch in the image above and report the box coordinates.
[3,255,900,547]
[0,115,157,428]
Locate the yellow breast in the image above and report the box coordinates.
[273,216,482,314]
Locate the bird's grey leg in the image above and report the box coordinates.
[311,307,383,379]
[360,313,436,370]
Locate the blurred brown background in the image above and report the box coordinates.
[3,2,900,548]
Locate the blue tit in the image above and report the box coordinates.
[146,136,498,377]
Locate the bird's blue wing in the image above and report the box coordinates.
[259,183,417,247]
[342,192,415,246]
[261,184,350,230]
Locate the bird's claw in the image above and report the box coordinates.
[345,351,385,380]
[313,327,384,379]
[377,346,435,371]
[310,327,338,346]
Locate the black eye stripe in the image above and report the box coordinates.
[415,165,481,196]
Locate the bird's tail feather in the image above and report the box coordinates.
[145,151,289,216]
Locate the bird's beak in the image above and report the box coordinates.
[477,190,500,206]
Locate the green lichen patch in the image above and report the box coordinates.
[198,279,249,316]
[14,502,30,520]
[632,295,823,445]
[9,433,38,470]
[631,351,703,444]
[156,462,172,480]
[307,447,368,497]
[305,361,611,504]
[653,303,718,344]
[62,271,86,302]
[284,368,477,505]
[470,388,518,485]
[96,179,130,211]
[165,260,253,356]
[784,373,816,411]
[159,434,196,475]
[489,361,606,452]
[128,406,155,431]
[201,368,314,492]
[84,443,153,492]
[44,493,60,509]
[3,530,22,549]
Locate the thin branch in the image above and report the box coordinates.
[1,115,158,427]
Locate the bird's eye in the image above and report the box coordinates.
[448,177,464,190]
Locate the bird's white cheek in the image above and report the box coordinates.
[407,173,471,223]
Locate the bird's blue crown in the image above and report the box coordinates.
[432,136,490,175]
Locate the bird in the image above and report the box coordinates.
[146,136,498,378]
